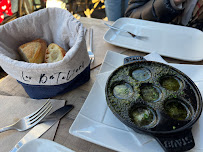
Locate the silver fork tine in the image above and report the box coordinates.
[89,28,93,53]
[0,99,53,133]
[104,22,148,40]
[27,102,52,124]
[25,99,51,119]
[87,28,94,63]
[27,104,52,127]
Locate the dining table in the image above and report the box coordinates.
[0,17,203,152]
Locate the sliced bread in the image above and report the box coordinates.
[45,43,66,63]
[18,39,47,63]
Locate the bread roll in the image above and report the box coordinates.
[45,43,66,63]
[18,39,47,63]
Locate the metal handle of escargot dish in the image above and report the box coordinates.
[154,128,195,152]
[124,56,146,64]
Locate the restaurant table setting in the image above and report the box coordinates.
[0,6,203,152]
[70,51,203,152]
[0,96,66,152]
[0,7,86,152]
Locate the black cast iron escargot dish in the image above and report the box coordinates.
[105,56,202,152]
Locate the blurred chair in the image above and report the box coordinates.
[1,0,46,25]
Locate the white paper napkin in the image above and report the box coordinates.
[96,51,203,150]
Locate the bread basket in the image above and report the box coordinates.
[0,8,90,99]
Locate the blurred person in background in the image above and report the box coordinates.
[105,0,129,21]
[125,0,203,31]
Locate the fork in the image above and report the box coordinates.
[104,23,148,40]
[0,99,52,133]
[87,28,95,63]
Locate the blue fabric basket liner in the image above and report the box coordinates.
[17,64,90,99]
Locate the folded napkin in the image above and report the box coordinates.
[96,51,203,151]
[0,96,65,152]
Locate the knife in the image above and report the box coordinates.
[10,105,74,152]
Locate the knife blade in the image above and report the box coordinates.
[10,105,74,152]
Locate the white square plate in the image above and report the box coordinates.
[103,18,203,61]
[69,51,203,152]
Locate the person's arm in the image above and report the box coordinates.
[125,0,184,23]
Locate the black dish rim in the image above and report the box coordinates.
[105,60,203,135]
